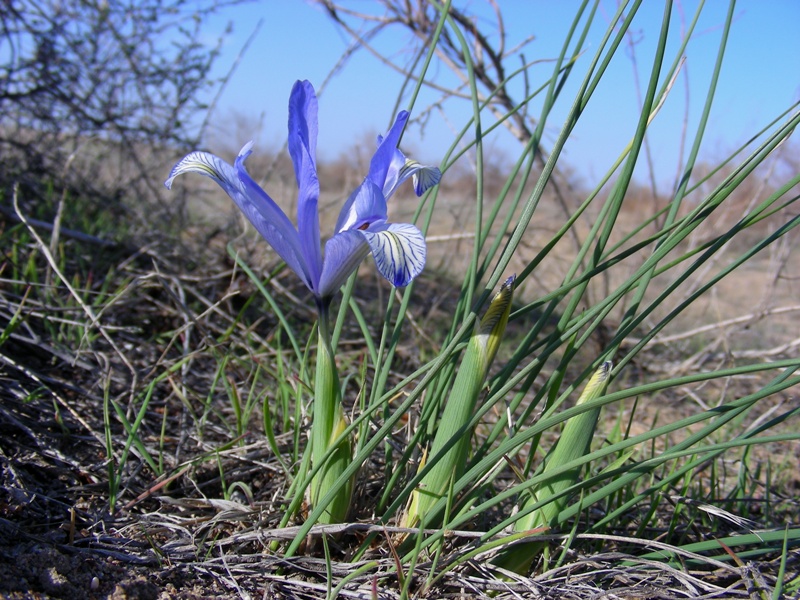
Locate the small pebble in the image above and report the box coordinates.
[91,576,100,591]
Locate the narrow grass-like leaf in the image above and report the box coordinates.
[227,243,303,364]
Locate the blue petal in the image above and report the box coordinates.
[164,146,313,292]
[287,80,323,285]
[318,230,370,299]
[384,155,442,199]
[407,160,442,196]
[335,179,388,234]
[165,150,235,191]
[362,223,426,287]
[367,111,409,190]
[380,147,407,198]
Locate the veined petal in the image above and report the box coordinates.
[335,179,388,234]
[362,222,426,288]
[385,156,442,199]
[367,111,409,190]
[288,80,323,285]
[409,160,442,196]
[318,230,370,299]
[165,150,234,191]
[164,146,313,292]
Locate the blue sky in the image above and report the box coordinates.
[199,1,800,189]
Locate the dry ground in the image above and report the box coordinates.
[1,182,799,598]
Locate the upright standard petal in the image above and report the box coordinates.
[367,111,409,190]
[287,80,323,287]
[165,146,312,292]
[362,222,426,288]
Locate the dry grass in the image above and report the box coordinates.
[1,176,799,598]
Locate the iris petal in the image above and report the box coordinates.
[165,150,235,191]
[362,223,426,288]
[166,146,312,292]
[384,155,442,199]
[335,179,388,234]
[367,111,409,190]
[406,160,442,196]
[380,147,406,199]
[287,80,323,286]
[318,230,370,298]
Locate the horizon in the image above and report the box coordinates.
[198,1,800,192]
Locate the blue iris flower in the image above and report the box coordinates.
[165,80,440,303]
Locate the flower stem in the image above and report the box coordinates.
[309,298,353,523]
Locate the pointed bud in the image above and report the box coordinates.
[476,275,515,373]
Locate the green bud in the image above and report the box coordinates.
[403,276,515,530]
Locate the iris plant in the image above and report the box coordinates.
[165,80,440,523]
[165,80,439,313]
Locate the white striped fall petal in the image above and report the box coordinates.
[165,150,236,191]
[362,223,427,288]
[404,159,442,197]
